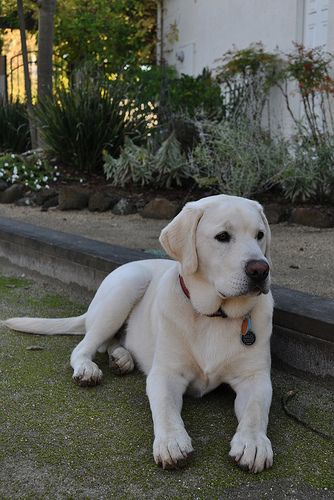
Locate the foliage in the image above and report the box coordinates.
[123,66,225,121]
[0,151,57,190]
[103,133,193,189]
[281,138,334,202]
[190,119,287,197]
[164,69,225,119]
[103,138,154,187]
[215,44,282,125]
[34,75,149,173]
[277,44,334,142]
[154,132,192,187]
[0,100,31,153]
[54,0,157,73]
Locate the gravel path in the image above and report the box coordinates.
[0,204,333,299]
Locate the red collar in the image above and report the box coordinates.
[179,275,228,318]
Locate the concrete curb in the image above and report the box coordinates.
[0,216,333,377]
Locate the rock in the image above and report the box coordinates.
[111,197,137,215]
[15,196,35,207]
[35,188,58,206]
[289,207,334,228]
[140,197,180,220]
[88,191,120,212]
[262,203,289,224]
[0,180,8,192]
[58,186,89,210]
[41,194,59,211]
[0,184,25,204]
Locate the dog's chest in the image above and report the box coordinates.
[186,317,252,396]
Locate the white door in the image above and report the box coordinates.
[303,0,329,48]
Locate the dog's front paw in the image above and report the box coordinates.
[153,430,194,469]
[73,361,103,387]
[229,431,273,473]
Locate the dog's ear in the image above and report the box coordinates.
[259,206,271,264]
[159,202,203,275]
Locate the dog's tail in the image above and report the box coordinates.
[1,314,86,336]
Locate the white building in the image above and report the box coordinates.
[158,0,330,75]
[158,0,331,131]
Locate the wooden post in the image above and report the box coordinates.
[0,56,8,103]
[17,0,38,148]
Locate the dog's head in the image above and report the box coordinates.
[160,194,271,299]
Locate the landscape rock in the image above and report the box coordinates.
[0,180,8,192]
[41,195,59,211]
[15,196,36,207]
[58,186,89,210]
[111,197,137,215]
[263,203,289,224]
[140,197,180,220]
[289,206,334,228]
[88,191,120,212]
[35,188,58,206]
[0,184,25,204]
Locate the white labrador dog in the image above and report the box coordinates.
[4,194,274,473]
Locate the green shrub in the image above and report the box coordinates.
[103,138,154,187]
[0,100,31,153]
[103,132,193,188]
[154,132,192,187]
[280,138,334,202]
[124,66,225,120]
[190,119,287,197]
[215,44,281,126]
[35,77,148,174]
[0,152,57,190]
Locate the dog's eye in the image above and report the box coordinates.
[257,231,264,240]
[215,231,231,243]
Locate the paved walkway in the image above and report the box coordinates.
[0,204,333,298]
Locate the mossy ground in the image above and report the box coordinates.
[0,270,333,499]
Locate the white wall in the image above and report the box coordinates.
[161,0,303,76]
[159,0,334,134]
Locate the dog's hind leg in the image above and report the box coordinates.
[70,263,151,386]
[108,340,135,375]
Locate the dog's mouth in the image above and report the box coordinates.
[217,282,270,299]
[250,283,270,295]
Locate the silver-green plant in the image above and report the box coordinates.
[281,138,334,202]
[103,132,193,189]
[154,132,192,188]
[190,119,287,197]
[103,138,154,187]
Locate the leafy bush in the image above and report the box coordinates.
[190,119,287,197]
[103,138,154,187]
[277,44,334,142]
[280,138,334,202]
[215,44,281,126]
[103,132,193,188]
[0,100,31,153]
[35,76,149,174]
[124,66,225,120]
[0,152,57,190]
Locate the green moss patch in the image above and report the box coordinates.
[0,270,333,499]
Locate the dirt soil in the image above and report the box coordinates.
[0,204,333,299]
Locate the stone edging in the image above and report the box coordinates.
[0,216,332,377]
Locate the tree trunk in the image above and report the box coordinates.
[17,0,38,148]
[37,0,56,102]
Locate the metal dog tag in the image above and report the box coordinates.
[241,330,256,346]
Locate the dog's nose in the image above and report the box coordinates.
[245,260,269,281]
